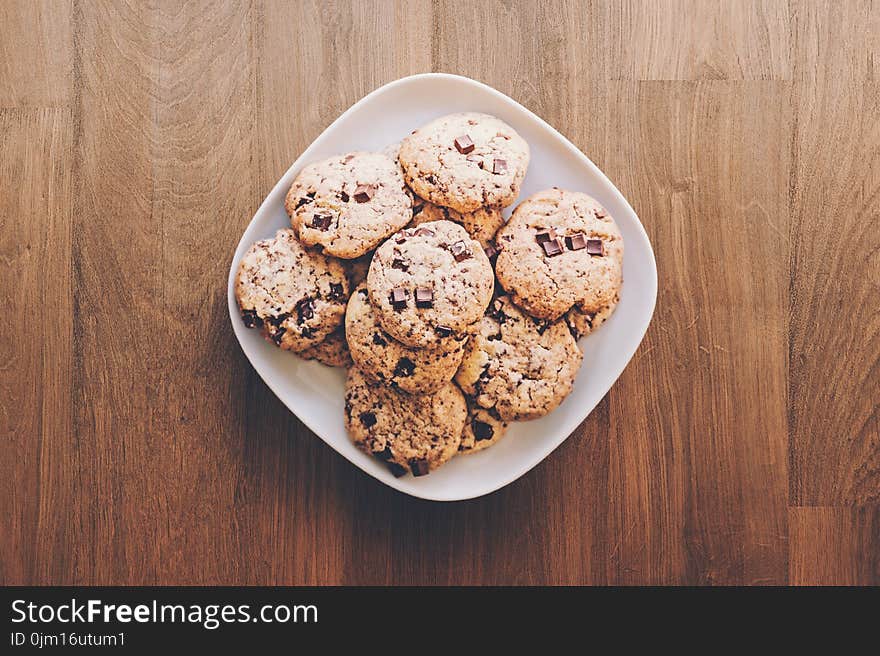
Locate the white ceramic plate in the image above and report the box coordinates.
[228,73,657,501]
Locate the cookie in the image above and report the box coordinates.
[399,112,529,213]
[381,141,415,206]
[460,402,508,453]
[566,293,619,340]
[494,188,623,321]
[285,152,411,258]
[235,228,349,351]
[298,326,351,367]
[344,366,465,476]
[410,196,505,249]
[381,140,404,169]
[344,251,373,288]
[455,296,583,421]
[346,284,466,394]
[366,220,494,348]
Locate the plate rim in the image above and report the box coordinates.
[227,72,658,501]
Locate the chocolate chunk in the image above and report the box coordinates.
[490,299,507,323]
[353,184,376,203]
[466,154,483,168]
[472,420,494,441]
[454,135,475,154]
[586,239,604,256]
[415,287,433,308]
[565,233,587,251]
[329,282,345,301]
[484,243,498,259]
[295,297,314,322]
[450,240,472,262]
[359,411,377,428]
[435,325,453,337]
[535,229,557,244]
[391,258,408,271]
[294,196,312,209]
[372,332,387,346]
[395,231,408,244]
[311,214,332,230]
[241,309,261,328]
[387,462,407,478]
[595,209,608,219]
[542,238,564,257]
[414,226,435,237]
[492,158,508,175]
[394,357,416,377]
[270,327,286,345]
[374,445,394,461]
[266,312,289,328]
[409,458,430,477]
[390,287,408,310]
[300,326,314,338]
[339,190,349,202]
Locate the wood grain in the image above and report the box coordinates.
[607,0,791,81]
[0,108,74,584]
[1,0,878,586]
[789,508,880,585]
[788,0,880,506]
[604,81,791,584]
[0,0,72,107]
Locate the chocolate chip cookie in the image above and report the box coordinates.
[455,296,583,421]
[298,326,352,367]
[346,285,466,394]
[566,293,619,340]
[344,366,466,477]
[460,402,508,453]
[366,220,494,348]
[285,152,412,258]
[494,188,623,320]
[410,195,505,249]
[235,228,349,351]
[399,113,530,213]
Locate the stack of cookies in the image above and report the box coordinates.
[235,112,623,478]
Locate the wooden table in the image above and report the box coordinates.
[2,1,877,586]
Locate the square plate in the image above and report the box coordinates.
[228,73,657,501]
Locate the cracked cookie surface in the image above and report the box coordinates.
[495,188,623,321]
[455,296,583,421]
[234,228,349,352]
[298,326,352,367]
[285,152,411,258]
[410,195,505,249]
[346,284,466,394]
[367,220,494,348]
[399,112,529,213]
[344,366,465,476]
